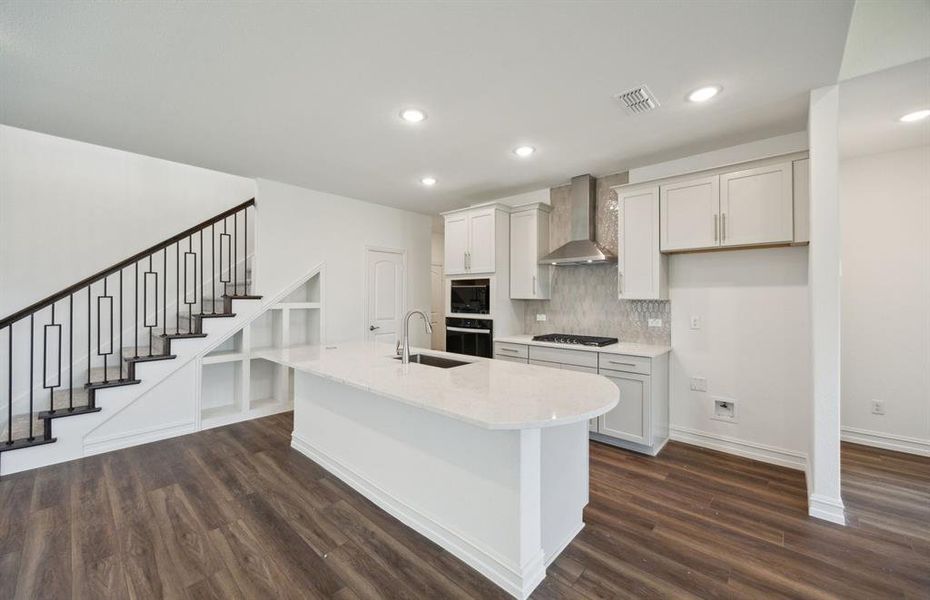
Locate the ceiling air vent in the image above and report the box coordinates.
[615,85,659,115]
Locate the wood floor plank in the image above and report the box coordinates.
[3,412,927,600]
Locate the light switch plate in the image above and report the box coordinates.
[536,313,547,322]
[690,315,701,330]
[690,377,707,392]
[648,318,663,328]
[871,399,885,415]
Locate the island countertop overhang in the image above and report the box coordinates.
[253,342,618,430]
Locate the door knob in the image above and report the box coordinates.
[369,325,380,331]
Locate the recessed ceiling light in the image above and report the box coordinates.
[688,86,721,103]
[513,145,535,157]
[420,176,437,186]
[400,108,427,123]
[899,109,930,123]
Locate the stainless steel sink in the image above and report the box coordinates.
[393,354,470,369]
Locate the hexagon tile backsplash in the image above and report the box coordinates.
[521,258,671,345]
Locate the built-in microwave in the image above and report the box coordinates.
[449,278,490,315]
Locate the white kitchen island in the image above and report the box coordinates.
[254,342,618,599]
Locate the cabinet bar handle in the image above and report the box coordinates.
[608,361,636,367]
[499,348,519,353]
[532,275,536,295]
[722,213,727,242]
[714,214,719,242]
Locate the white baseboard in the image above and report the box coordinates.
[200,401,293,431]
[841,427,930,457]
[84,419,196,457]
[291,432,545,600]
[545,521,584,568]
[808,493,846,525]
[669,426,807,471]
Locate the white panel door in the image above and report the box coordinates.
[430,264,445,350]
[467,209,496,273]
[509,209,535,298]
[366,249,405,344]
[598,372,650,446]
[720,162,793,247]
[618,186,666,299]
[660,176,720,251]
[443,214,468,275]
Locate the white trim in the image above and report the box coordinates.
[590,433,668,457]
[544,521,584,568]
[201,400,292,431]
[83,419,196,457]
[669,425,808,471]
[841,427,930,457]
[291,431,546,600]
[808,493,846,525]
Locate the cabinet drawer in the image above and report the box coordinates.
[598,353,651,375]
[495,353,528,364]
[494,342,528,359]
[528,346,597,369]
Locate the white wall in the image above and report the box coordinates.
[840,145,930,455]
[668,246,812,466]
[0,125,256,316]
[254,179,432,347]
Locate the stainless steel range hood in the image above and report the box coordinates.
[539,174,616,266]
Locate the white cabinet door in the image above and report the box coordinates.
[660,176,720,252]
[444,214,468,275]
[468,209,496,273]
[618,186,667,299]
[510,209,535,298]
[720,162,793,247]
[598,372,650,446]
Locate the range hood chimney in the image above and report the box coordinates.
[539,174,617,266]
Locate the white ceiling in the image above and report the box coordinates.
[0,1,854,213]
[840,58,930,158]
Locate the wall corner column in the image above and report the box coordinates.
[807,85,845,525]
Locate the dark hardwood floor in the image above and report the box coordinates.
[1,412,927,599]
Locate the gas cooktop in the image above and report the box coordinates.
[531,333,618,347]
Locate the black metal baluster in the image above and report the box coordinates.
[163,248,168,338]
[223,218,228,297]
[87,284,91,385]
[134,263,139,358]
[29,314,34,440]
[244,206,249,295]
[7,325,12,443]
[211,224,216,314]
[145,255,156,356]
[69,295,73,410]
[102,277,108,383]
[47,304,55,414]
[234,212,238,297]
[119,270,124,380]
[176,242,180,335]
[200,230,204,315]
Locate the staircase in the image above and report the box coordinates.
[0,199,260,474]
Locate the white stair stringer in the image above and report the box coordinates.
[0,297,264,476]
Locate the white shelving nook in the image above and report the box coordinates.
[198,268,323,429]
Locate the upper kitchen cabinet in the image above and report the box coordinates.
[616,185,667,300]
[658,154,807,253]
[441,204,510,275]
[719,162,793,247]
[792,158,810,244]
[659,176,720,251]
[510,203,551,299]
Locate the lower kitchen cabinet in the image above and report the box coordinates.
[592,351,669,456]
[496,342,670,454]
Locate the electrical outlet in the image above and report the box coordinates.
[690,377,707,392]
[871,400,885,415]
[535,313,547,322]
[648,318,663,328]
[690,315,701,330]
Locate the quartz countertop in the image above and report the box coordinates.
[493,334,671,358]
[252,342,618,430]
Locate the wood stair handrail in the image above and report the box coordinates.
[0,198,255,329]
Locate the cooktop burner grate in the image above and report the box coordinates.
[532,333,618,347]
